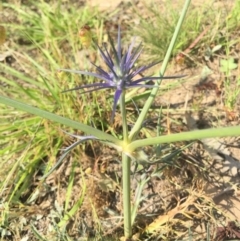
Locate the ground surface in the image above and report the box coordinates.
[1,0,240,241]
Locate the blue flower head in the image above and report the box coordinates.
[60,26,182,121]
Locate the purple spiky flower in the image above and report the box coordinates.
[60,26,182,121]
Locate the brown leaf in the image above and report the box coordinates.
[0,25,6,45]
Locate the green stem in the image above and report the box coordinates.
[127,126,240,152]
[128,0,191,141]
[122,152,131,238]
[0,95,120,144]
[120,91,129,142]
[120,91,132,238]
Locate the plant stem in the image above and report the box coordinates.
[120,91,129,143]
[119,91,132,238]
[122,152,131,238]
[128,0,191,141]
[0,95,120,144]
[127,126,240,151]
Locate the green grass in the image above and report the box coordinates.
[1,0,240,240]
[219,0,240,110]
[0,1,112,239]
[132,0,240,112]
[1,0,112,161]
[132,1,216,62]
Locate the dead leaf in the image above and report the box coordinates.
[0,25,6,45]
[0,50,12,62]
[144,195,197,234]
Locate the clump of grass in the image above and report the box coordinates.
[132,0,240,114]
[131,1,216,63]
[132,1,240,66]
[0,0,111,239]
[219,0,240,111]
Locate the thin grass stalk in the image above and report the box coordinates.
[119,91,132,237]
[131,173,149,225]
[129,0,192,141]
